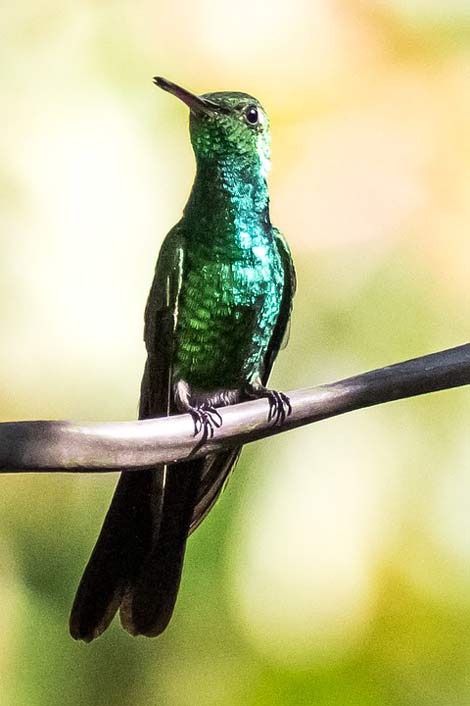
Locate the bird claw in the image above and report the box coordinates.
[188,403,223,451]
[244,385,292,426]
[266,390,292,425]
[187,404,223,458]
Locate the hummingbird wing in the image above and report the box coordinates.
[70,225,186,642]
[261,228,296,385]
[188,447,242,534]
[120,228,245,637]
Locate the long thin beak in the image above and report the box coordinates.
[153,76,220,114]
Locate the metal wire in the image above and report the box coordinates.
[0,344,469,473]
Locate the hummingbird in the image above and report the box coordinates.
[69,77,296,642]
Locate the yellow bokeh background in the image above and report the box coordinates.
[1,2,470,704]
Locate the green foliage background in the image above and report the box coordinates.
[1,2,470,704]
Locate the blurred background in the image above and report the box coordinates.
[1,1,470,704]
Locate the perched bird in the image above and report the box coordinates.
[70,77,296,642]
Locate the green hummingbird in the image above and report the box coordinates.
[69,77,296,641]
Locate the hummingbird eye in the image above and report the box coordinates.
[244,105,259,126]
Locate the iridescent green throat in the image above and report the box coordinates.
[183,156,271,251]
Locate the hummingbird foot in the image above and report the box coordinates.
[188,403,223,440]
[243,383,292,425]
[174,380,225,453]
[185,403,223,457]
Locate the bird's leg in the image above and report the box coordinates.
[174,380,223,445]
[243,379,292,425]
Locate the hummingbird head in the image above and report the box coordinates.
[154,77,271,178]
